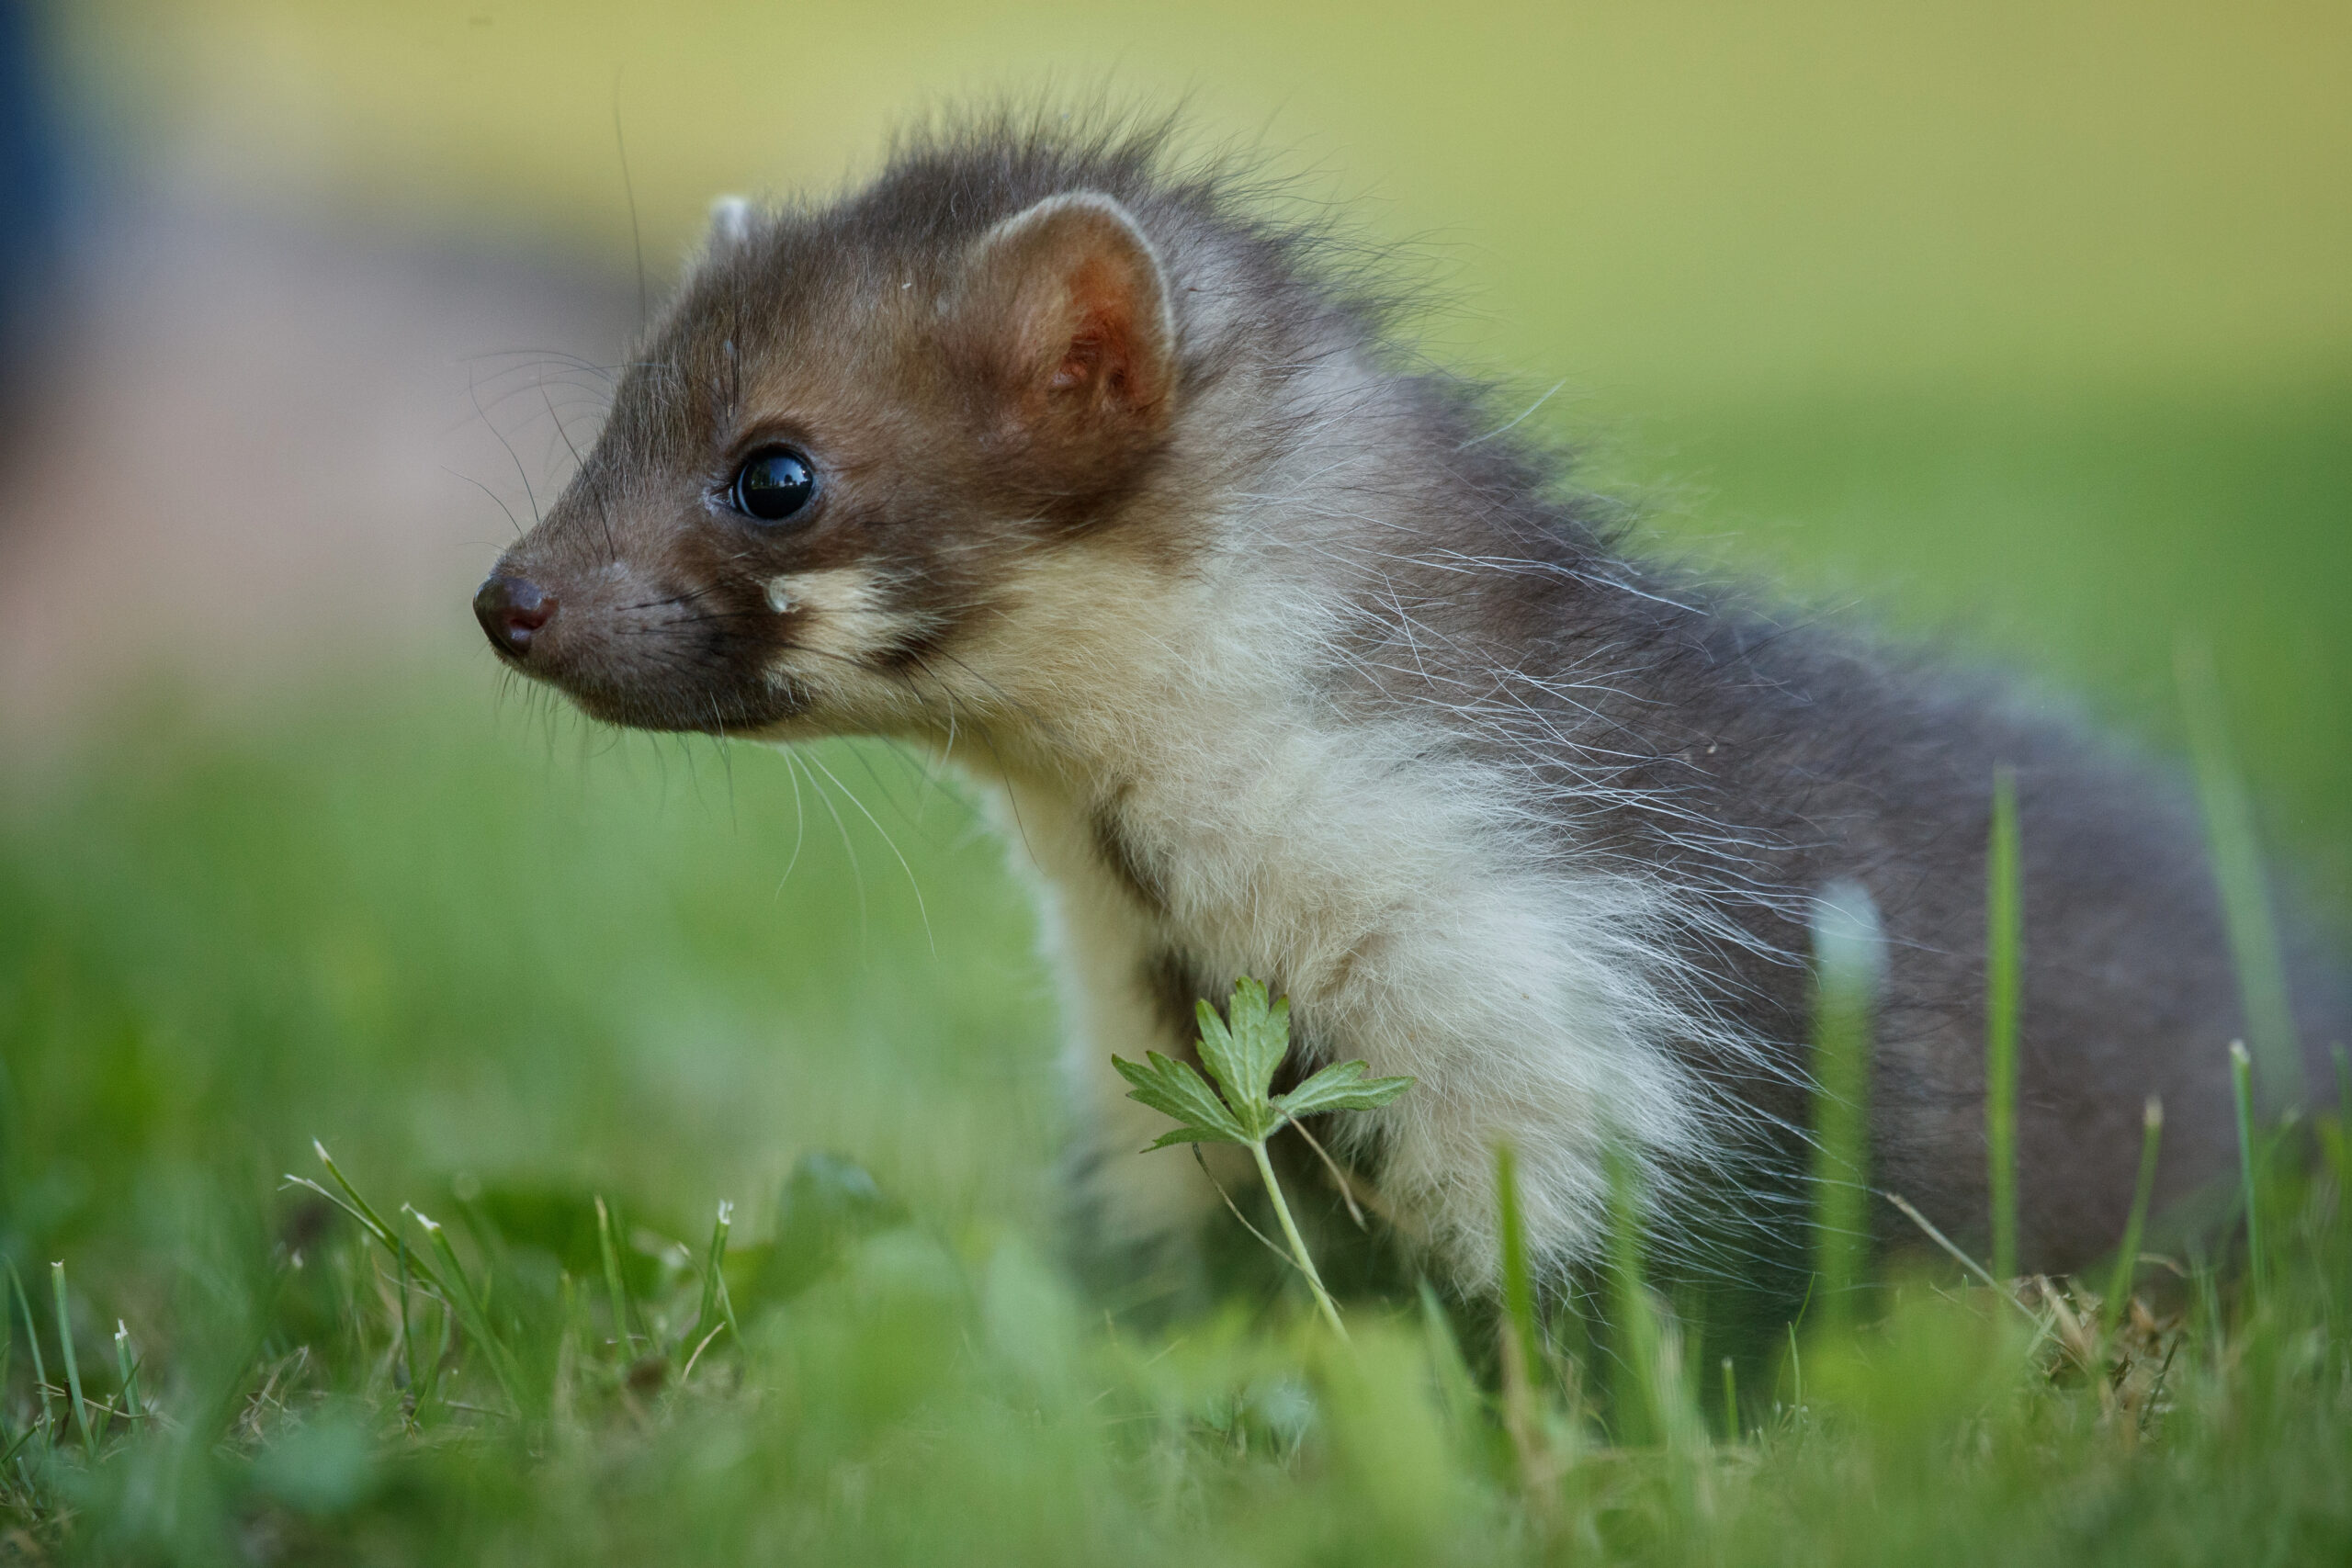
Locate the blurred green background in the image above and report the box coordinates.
[2,0,2346,1291]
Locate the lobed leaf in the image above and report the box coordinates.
[1146,1126,1244,1150]
[1193,978,1290,1128]
[1112,1052,1249,1145]
[1272,1060,1416,1123]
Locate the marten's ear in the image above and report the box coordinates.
[945,192,1176,490]
[708,196,754,248]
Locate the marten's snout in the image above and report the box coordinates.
[473,573,557,659]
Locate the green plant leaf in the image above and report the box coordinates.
[1271,1059,1416,1122]
[1193,978,1289,1126]
[1112,1052,1249,1145]
[1145,1126,1244,1150]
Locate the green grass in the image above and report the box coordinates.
[0,681,2345,1565]
[0,379,2347,1561]
[12,2,2349,1547]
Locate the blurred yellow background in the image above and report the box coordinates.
[52,0,2352,403]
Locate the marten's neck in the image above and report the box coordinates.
[927,493,1729,1288]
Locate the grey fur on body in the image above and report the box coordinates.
[477,109,2345,1302]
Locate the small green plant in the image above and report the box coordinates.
[1113,976,1413,1337]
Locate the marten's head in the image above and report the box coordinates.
[475,134,1212,740]
[476,122,1580,751]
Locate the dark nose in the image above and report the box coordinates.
[473,573,558,658]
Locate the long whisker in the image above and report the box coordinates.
[798,744,935,957]
[796,746,868,942]
[468,364,541,527]
[775,740,810,897]
[447,467,525,540]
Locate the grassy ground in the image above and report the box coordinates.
[10,3,2346,1555]
[1,381,2347,1562]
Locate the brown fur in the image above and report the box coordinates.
[478,108,2346,1302]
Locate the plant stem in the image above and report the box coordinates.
[1250,1140,1347,1339]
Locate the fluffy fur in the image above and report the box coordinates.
[476,108,2345,1303]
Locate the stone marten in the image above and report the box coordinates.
[471,110,2344,1304]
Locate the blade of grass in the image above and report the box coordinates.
[0,1423,34,1469]
[1606,1143,1702,1455]
[1495,1143,1544,1398]
[8,1261,52,1444]
[2188,1245,2222,1354]
[49,1263,95,1458]
[690,1201,739,1359]
[1605,1144,1653,1444]
[1720,1356,1738,1444]
[311,1143,413,1263]
[1810,880,1884,1333]
[1877,1190,2041,1328]
[408,1206,530,1419]
[1416,1281,1483,1438]
[1877,1189,2000,1289]
[2102,1098,2165,1335]
[594,1195,633,1352]
[286,1144,447,1297]
[112,1322,140,1424]
[1986,768,2023,1283]
[2229,1042,2265,1308]
[553,1271,581,1425]
[1784,1322,1802,1423]
[1491,1143,1557,1513]
[395,1227,417,1404]
[678,1321,728,1382]
[423,1289,455,1415]
[2177,638,2306,1116]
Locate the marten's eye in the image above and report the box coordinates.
[727,447,817,524]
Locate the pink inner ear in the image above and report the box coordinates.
[1049,334,1102,391]
[955,194,1174,468]
[1039,249,1159,412]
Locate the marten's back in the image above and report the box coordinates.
[1528,572,2347,1269]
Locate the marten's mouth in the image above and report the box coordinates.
[545,660,806,734]
[472,569,807,735]
[494,638,811,736]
